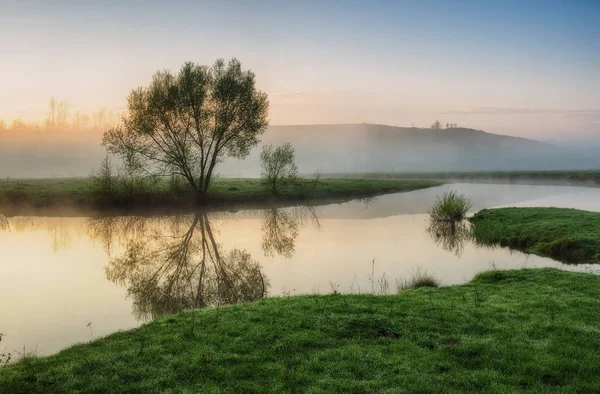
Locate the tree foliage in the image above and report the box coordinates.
[103,59,269,199]
[260,143,299,195]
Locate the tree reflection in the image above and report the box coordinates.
[88,213,269,321]
[86,215,151,257]
[0,213,8,231]
[6,216,72,251]
[260,206,320,258]
[427,219,472,257]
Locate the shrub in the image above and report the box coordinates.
[260,143,298,195]
[88,155,116,198]
[89,154,159,204]
[396,267,440,291]
[429,191,472,223]
[472,270,509,284]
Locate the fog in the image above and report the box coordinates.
[1,123,600,179]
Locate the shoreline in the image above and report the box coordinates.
[2,268,599,392]
[0,178,441,217]
[325,170,600,187]
[471,207,600,264]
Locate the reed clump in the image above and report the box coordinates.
[396,267,440,291]
[429,191,472,223]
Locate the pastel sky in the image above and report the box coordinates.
[1,0,599,141]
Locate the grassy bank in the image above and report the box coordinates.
[1,268,600,392]
[327,170,600,187]
[471,207,600,264]
[0,178,440,213]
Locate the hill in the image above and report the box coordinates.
[220,124,600,175]
[2,124,599,178]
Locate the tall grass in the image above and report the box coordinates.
[88,156,173,206]
[470,219,505,248]
[429,191,472,223]
[396,267,440,291]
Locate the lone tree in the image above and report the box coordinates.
[260,143,299,195]
[103,59,269,200]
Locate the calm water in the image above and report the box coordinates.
[2,183,600,356]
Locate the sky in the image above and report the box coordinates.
[1,0,599,142]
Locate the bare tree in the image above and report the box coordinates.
[48,97,57,128]
[56,100,70,128]
[103,59,269,201]
[72,111,91,130]
[431,120,441,129]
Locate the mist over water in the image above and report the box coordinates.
[2,124,600,178]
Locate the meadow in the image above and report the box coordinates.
[0,177,440,213]
[471,207,600,264]
[1,268,599,393]
[329,170,600,186]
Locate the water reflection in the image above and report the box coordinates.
[86,215,151,257]
[2,205,318,322]
[87,213,271,321]
[6,216,72,251]
[260,206,320,258]
[0,213,8,231]
[5,184,600,357]
[426,191,473,257]
[427,219,472,257]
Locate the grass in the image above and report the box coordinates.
[327,170,600,186]
[396,267,440,290]
[428,191,472,223]
[0,177,440,213]
[1,268,600,392]
[471,207,600,264]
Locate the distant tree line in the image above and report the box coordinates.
[0,99,122,132]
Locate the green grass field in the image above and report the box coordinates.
[471,207,600,264]
[1,268,599,392]
[327,170,600,186]
[0,177,440,212]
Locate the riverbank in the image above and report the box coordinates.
[327,170,600,187]
[471,207,600,264]
[1,268,599,392]
[0,178,440,215]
